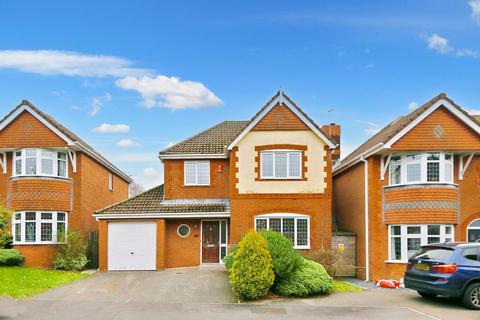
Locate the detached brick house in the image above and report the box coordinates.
[1,100,132,267]
[333,93,480,281]
[95,92,339,271]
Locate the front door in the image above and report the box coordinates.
[202,221,220,263]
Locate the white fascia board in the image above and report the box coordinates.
[158,153,228,160]
[227,95,337,150]
[384,99,480,148]
[333,142,385,176]
[94,212,231,220]
[75,141,133,183]
[0,104,74,145]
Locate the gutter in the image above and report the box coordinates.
[333,142,384,176]
[94,212,231,220]
[360,156,370,282]
[158,153,228,161]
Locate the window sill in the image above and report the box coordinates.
[294,246,311,250]
[184,184,211,187]
[13,242,62,246]
[256,178,306,181]
[384,182,458,189]
[10,175,71,181]
[384,260,409,264]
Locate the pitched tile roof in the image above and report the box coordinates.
[0,100,132,182]
[159,91,336,157]
[336,93,480,172]
[95,184,229,215]
[159,121,249,157]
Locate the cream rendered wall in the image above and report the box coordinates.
[236,130,327,194]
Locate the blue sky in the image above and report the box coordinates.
[1,0,480,189]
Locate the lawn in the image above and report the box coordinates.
[332,279,364,292]
[0,267,90,298]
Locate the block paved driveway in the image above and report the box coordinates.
[0,268,478,320]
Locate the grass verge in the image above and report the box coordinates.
[333,279,364,293]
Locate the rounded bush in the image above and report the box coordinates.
[223,245,238,272]
[275,258,333,297]
[0,249,24,266]
[260,230,301,279]
[229,230,274,300]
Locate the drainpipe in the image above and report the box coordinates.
[360,156,370,282]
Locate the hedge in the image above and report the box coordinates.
[260,230,301,279]
[0,249,24,266]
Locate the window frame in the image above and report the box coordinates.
[388,152,454,186]
[12,148,69,179]
[12,211,68,245]
[108,172,113,191]
[184,160,210,186]
[467,219,480,242]
[259,150,302,180]
[254,213,310,249]
[387,224,454,262]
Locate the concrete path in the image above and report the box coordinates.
[0,269,478,319]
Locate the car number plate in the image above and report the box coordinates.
[414,264,430,271]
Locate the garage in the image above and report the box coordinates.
[107,222,157,271]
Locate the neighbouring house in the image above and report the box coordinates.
[1,100,132,267]
[94,91,339,271]
[333,93,480,281]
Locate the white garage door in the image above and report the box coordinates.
[108,222,156,271]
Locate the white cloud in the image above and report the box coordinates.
[425,33,480,58]
[116,138,141,147]
[92,123,130,133]
[466,108,480,115]
[90,92,111,116]
[469,0,480,24]
[427,34,453,54]
[408,101,418,111]
[0,50,150,77]
[363,127,381,136]
[143,167,159,176]
[115,75,223,110]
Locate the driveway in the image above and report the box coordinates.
[0,269,478,320]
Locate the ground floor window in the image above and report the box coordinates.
[467,219,480,242]
[388,224,454,262]
[12,211,67,244]
[254,213,310,249]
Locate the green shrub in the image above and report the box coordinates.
[54,230,88,271]
[0,206,13,249]
[223,245,238,272]
[229,230,274,300]
[260,230,301,279]
[0,231,12,249]
[275,258,333,297]
[0,249,24,266]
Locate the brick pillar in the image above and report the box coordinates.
[98,220,108,271]
[156,219,166,270]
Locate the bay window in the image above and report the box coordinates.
[388,152,453,185]
[12,211,68,244]
[388,224,454,262]
[260,150,302,179]
[255,214,310,249]
[13,148,68,178]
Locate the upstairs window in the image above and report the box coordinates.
[108,172,113,191]
[260,150,302,179]
[184,161,210,186]
[388,152,453,186]
[13,148,68,178]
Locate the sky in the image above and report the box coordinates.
[1,0,480,190]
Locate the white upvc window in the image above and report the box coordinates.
[12,211,68,244]
[184,160,210,186]
[388,224,454,262]
[260,150,302,179]
[254,213,310,249]
[388,152,453,186]
[108,172,113,191]
[13,148,68,178]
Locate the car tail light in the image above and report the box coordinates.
[432,264,457,274]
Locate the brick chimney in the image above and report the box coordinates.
[321,123,341,163]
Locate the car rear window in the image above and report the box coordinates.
[411,247,454,262]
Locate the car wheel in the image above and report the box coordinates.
[417,291,437,298]
[462,283,480,310]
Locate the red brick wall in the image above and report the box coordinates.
[163,159,230,200]
[165,219,201,268]
[392,107,480,150]
[252,103,309,131]
[15,245,56,268]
